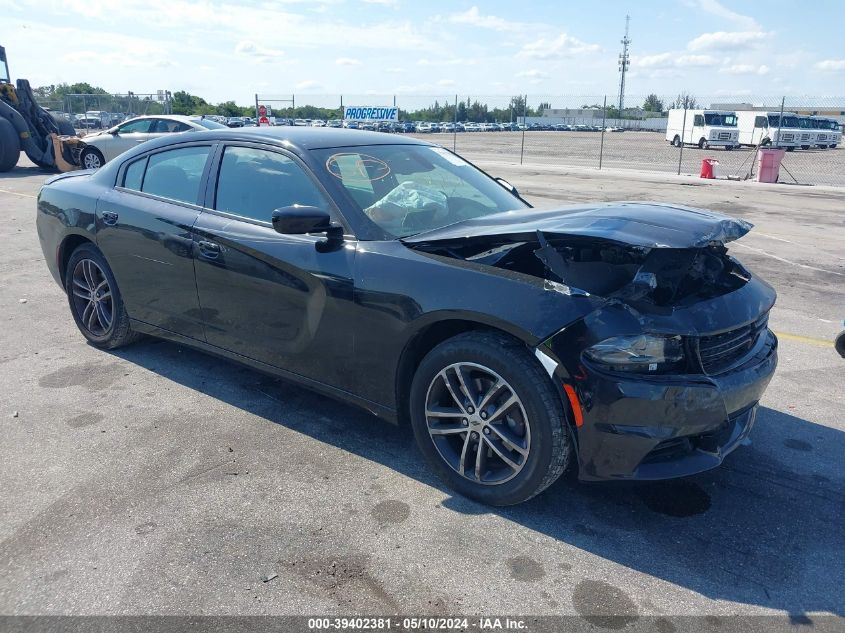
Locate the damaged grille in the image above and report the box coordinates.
[694,313,769,374]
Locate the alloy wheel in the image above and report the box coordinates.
[424,362,530,485]
[70,258,113,336]
[83,151,102,169]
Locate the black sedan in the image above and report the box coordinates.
[36,128,777,505]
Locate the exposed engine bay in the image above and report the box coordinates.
[409,231,752,309]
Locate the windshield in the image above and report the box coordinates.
[816,119,832,130]
[704,113,737,126]
[832,121,841,131]
[312,144,527,238]
[193,118,227,129]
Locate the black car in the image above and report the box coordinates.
[36,128,777,505]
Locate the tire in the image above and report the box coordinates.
[80,146,105,170]
[698,138,707,149]
[831,145,838,149]
[0,116,21,172]
[835,331,845,358]
[64,243,140,349]
[725,145,734,151]
[51,113,76,136]
[801,145,810,150]
[409,331,573,506]
[786,146,794,152]
[761,138,771,147]
[672,135,681,147]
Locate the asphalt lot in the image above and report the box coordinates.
[412,130,845,188]
[1,154,844,624]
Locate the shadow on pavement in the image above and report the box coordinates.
[110,337,845,617]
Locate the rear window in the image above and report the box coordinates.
[139,146,211,204]
[123,157,147,190]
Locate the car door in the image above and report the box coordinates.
[96,142,215,339]
[192,143,356,390]
[103,118,156,161]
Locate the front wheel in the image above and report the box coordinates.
[410,331,573,506]
[64,243,140,349]
[672,135,681,147]
[698,138,708,149]
[80,146,105,170]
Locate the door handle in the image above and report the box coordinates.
[197,240,220,259]
[102,211,119,226]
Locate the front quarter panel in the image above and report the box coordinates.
[351,241,606,407]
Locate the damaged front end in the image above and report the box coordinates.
[406,202,778,481]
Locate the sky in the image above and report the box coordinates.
[3,0,845,107]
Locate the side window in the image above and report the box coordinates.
[151,119,191,133]
[123,157,147,190]
[141,145,211,205]
[117,119,153,134]
[693,114,704,126]
[214,146,330,223]
[755,116,768,128]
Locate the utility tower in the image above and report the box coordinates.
[617,15,631,115]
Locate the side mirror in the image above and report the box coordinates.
[271,205,343,251]
[495,177,519,197]
[109,127,119,135]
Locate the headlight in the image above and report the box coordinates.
[584,334,684,373]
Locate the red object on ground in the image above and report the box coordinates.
[700,158,718,179]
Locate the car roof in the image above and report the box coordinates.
[146,126,433,150]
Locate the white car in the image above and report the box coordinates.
[79,115,227,169]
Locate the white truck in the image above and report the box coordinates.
[665,109,739,150]
[736,111,801,151]
[797,116,818,150]
[813,117,841,149]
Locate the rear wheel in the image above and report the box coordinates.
[0,117,21,172]
[80,146,105,170]
[410,331,573,506]
[672,135,681,147]
[698,138,708,149]
[725,145,734,151]
[64,243,140,349]
[801,145,810,150]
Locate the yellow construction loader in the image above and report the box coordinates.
[0,45,84,172]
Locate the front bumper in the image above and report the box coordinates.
[561,329,777,481]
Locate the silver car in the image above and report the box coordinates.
[79,115,226,169]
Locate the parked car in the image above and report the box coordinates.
[415,122,435,133]
[78,115,227,169]
[76,115,103,129]
[327,119,343,128]
[226,117,245,128]
[37,127,777,506]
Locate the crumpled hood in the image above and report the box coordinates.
[404,202,752,248]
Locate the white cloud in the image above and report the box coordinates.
[635,52,717,69]
[688,0,760,31]
[437,79,456,86]
[720,63,770,75]
[517,33,600,59]
[449,6,516,32]
[815,59,845,72]
[234,40,285,61]
[335,57,361,66]
[295,79,324,91]
[516,69,548,78]
[687,31,768,51]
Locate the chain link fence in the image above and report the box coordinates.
[257,93,845,187]
[37,92,172,129]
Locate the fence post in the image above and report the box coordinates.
[254,94,259,121]
[453,94,458,152]
[520,95,527,165]
[776,96,785,148]
[599,95,607,170]
[677,102,688,175]
[339,95,343,120]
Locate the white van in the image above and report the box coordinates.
[813,117,841,149]
[665,109,739,149]
[736,111,801,150]
[797,116,818,150]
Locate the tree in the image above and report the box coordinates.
[671,92,698,109]
[642,94,664,112]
